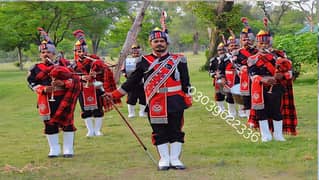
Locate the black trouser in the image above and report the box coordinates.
[127,84,146,105]
[149,111,185,145]
[78,89,104,119]
[255,84,284,121]
[243,95,251,110]
[215,92,225,101]
[215,92,234,104]
[44,95,75,134]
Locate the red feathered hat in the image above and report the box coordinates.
[37,27,56,54]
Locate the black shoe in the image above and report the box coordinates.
[63,154,73,158]
[170,165,186,170]
[158,166,170,171]
[48,155,59,158]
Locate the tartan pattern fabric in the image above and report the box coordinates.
[280,80,298,135]
[75,58,92,75]
[48,67,81,127]
[101,61,121,112]
[35,63,54,81]
[76,55,121,112]
[247,80,298,135]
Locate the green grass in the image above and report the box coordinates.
[0,52,317,179]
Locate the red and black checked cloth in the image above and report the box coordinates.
[76,55,121,112]
[49,66,81,127]
[247,79,298,135]
[98,60,122,112]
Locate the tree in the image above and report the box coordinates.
[193,32,199,54]
[257,1,291,26]
[0,2,38,70]
[188,0,242,69]
[0,2,97,70]
[0,2,129,69]
[113,1,151,83]
[72,2,128,54]
[273,33,317,79]
[288,0,317,32]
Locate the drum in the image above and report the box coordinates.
[230,84,244,105]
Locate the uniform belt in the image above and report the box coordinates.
[158,85,181,93]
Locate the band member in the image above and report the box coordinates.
[72,29,120,137]
[105,28,192,170]
[269,50,298,136]
[225,35,246,117]
[121,44,146,118]
[248,18,298,137]
[247,28,291,142]
[232,17,258,118]
[27,28,81,158]
[209,42,231,113]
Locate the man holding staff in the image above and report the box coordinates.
[104,27,192,171]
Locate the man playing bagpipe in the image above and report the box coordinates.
[248,18,298,139]
[121,44,147,118]
[72,30,120,137]
[104,27,192,171]
[232,17,259,118]
[247,27,294,142]
[27,28,81,158]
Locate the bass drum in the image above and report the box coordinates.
[230,84,244,105]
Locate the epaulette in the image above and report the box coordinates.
[179,56,187,63]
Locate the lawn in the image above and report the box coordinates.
[0,51,317,179]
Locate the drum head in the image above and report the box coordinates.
[230,84,241,95]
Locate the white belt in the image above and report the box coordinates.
[158,85,181,93]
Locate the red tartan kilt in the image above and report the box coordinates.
[48,95,75,127]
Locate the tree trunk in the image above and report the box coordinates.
[92,37,100,55]
[193,32,199,55]
[204,0,233,70]
[208,27,219,60]
[203,27,219,69]
[18,47,23,71]
[113,1,150,83]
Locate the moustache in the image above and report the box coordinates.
[156,45,165,48]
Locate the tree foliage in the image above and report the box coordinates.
[273,33,317,78]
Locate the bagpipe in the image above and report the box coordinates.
[77,54,121,112]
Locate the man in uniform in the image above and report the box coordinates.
[72,29,120,137]
[121,44,146,118]
[248,18,298,138]
[27,28,81,158]
[247,29,289,142]
[209,43,229,112]
[232,17,258,118]
[225,35,246,117]
[105,28,192,171]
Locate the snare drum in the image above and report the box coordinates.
[230,84,244,105]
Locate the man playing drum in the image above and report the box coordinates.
[232,17,258,118]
